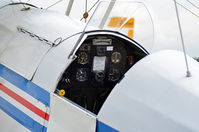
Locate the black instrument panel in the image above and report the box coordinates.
[56,35,147,114]
[74,36,127,84]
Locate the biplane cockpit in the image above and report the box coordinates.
[56,34,148,114]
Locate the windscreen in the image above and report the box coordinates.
[85,1,154,52]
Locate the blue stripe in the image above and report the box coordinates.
[0,97,47,132]
[42,127,47,132]
[97,121,119,132]
[0,64,50,107]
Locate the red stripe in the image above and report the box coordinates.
[0,83,49,121]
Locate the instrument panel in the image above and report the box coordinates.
[56,35,147,114]
[74,37,127,84]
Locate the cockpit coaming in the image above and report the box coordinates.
[56,34,148,114]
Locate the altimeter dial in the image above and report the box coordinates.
[76,68,88,82]
[95,71,105,82]
[78,52,89,64]
[111,52,122,63]
[108,68,120,82]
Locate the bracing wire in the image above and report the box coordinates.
[186,0,199,10]
[46,0,63,9]
[176,2,199,18]
[80,0,99,21]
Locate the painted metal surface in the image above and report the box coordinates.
[47,94,96,132]
[0,0,13,7]
[96,121,119,132]
[0,4,84,40]
[98,50,199,132]
[0,4,85,80]
[0,59,100,132]
[0,2,199,132]
[0,64,49,132]
[0,110,30,132]
[32,34,83,93]
[0,64,50,106]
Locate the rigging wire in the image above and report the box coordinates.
[186,0,199,10]
[46,0,63,9]
[176,2,199,18]
[80,0,99,21]
[69,2,101,58]
[173,0,191,77]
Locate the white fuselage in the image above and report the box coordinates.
[1,2,199,132]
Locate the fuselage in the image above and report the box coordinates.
[1,2,199,132]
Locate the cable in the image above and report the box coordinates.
[54,32,83,46]
[80,0,99,21]
[186,0,199,10]
[46,0,63,9]
[176,2,199,18]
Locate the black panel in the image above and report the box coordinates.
[56,34,147,114]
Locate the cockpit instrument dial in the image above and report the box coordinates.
[95,71,105,82]
[77,52,89,64]
[97,46,106,56]
[111,52,122,63]
[76,68,88,82]
[108,68,120,82]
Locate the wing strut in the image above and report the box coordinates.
[65,0,74,16]
[173,0,191,77]
[99,0,116,29]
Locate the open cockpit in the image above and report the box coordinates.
[56,33,148,114]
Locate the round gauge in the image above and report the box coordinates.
[108,68,120,82]
[111,52,122,63]
[77,52,89,64]
[76,68,88,82]
[97,46,106,56]
[95,71,105,82]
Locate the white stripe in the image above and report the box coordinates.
[0,90,48,127]
[0,77,48,112]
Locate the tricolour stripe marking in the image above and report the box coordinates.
[0,64,50,107]
[0,77,48,113]
[0,90,47,127]
[0,83,49,121]
[0,97,47,132]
